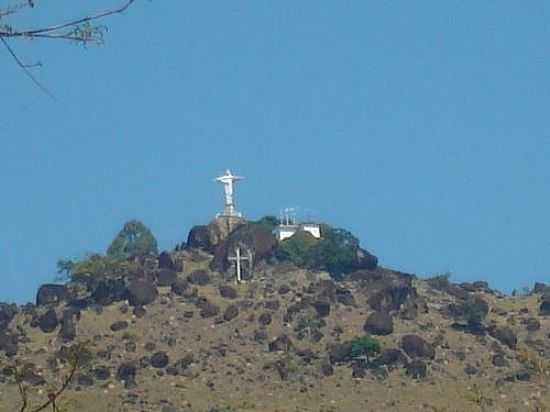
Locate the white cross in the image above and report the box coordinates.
[228,247,251,283]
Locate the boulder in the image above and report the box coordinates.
[157,269,177,287]
[0,303,17,331]
[127,280,158,306]
[36,284,67,306]
[223,304,239,322]
[187,270,211,286]
[91,279,127,306]
[540,299,550,316]
[77,374,95,386]
[368,285,416,313]
[158,251,175,270]
[488,326,517,350]
[371,348,407,369]
[525,318,541,332]
[151,352,170,368]
[60,309,76,342]
[355,248,378,270]
[312,301,331,318]
[406,360,427,378]
[400,335,435,359]
[533,282,549,294]
[329,341,353,364]
[186,225,212,251]
[110,321,129,332]
[38,308,58,333]
[92,366,110,380]
[117,362,137,387]
[268,335,293,352]
[133,306,147,318]
[492,354,509,367]
[219,285,238,299]
[364,312,394,336]
[199,303,220,318]
[171,279,189,296]
[258,312,272,326]
[210,223,277,273]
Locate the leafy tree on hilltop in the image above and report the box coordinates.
[107,219,158,259]
[274,224,361,277]
[309,225,360,277]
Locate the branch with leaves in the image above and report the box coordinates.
[0,0,137,95]
[0,0,135,44]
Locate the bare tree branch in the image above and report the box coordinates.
[0,37,54,99]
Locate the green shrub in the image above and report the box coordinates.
[106,219,158,259]
[350,335,381,361]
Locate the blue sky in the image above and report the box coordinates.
[1,1,549,303]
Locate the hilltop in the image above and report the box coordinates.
[1,217,549,412]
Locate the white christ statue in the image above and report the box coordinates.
[214,169,244,217]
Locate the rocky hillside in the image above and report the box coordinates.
[1,219,550,412]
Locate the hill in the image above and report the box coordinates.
[1,218,549,412]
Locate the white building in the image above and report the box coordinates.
[274,223,321,241]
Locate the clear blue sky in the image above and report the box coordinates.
[1,1,549,303]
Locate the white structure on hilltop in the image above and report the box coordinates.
[274,208,321,241]
[214,169,244,218]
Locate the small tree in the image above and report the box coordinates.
[106,219,158,259]
[351,335,381,363]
